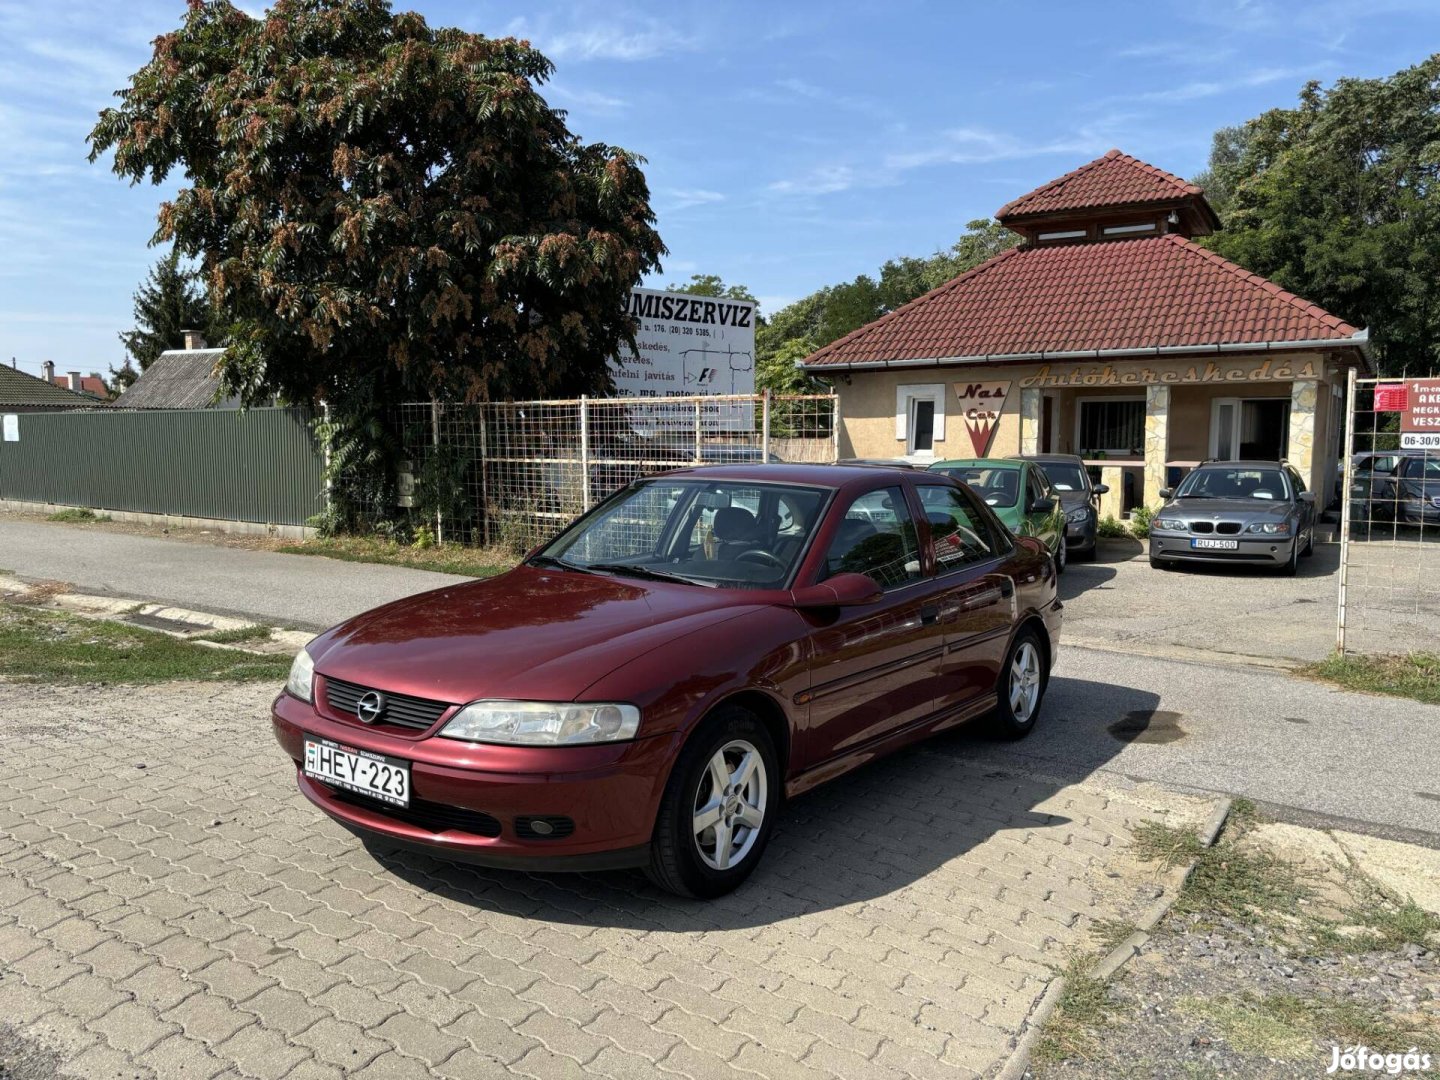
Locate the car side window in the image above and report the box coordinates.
[822,487,923,589]
[917,485,999,573]
[1289,468,1306,495]
[1026,468,1045,506]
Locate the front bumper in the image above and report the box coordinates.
[1397,501,1440,525]
[1149,534,1295,565]
[272,693,675,869]
[1064,519,1096,550]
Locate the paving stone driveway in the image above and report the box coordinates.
[0,682,1217,1079]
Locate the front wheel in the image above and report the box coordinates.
[988,629,1050,740]
[647,707,778,898]
[1054,538,1067,575]
[1278,538,1300,577]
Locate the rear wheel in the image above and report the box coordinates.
[647,707,778,899]
[988,628,1049,740]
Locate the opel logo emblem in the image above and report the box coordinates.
[355,691,386,725]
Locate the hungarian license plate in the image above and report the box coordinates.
[1191,537,1239,550]
[304,737,410,807]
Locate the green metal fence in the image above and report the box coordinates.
[0,407,326,526]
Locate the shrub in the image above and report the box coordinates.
[1129,505,1155,538]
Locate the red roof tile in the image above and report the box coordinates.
[802,234,1362,368]
[49,375,108,398]
[997,149,1203,221]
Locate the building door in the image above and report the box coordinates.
[1211,398,1289,461]
[1041,395,1055,453]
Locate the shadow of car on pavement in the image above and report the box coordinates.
[356,677,1160,930]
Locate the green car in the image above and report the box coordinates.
[927,457,1069,573]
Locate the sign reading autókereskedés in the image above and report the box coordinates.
[612,288,756,431]
[1400,379,1440,450]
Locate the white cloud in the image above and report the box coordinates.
[547,84,627,113]
[768,164,859,197]
[661,188,726,211]
[1129,66,1317,104]
[504,15,697,62]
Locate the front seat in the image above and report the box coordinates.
[712,506,760,559]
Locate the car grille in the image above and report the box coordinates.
[1191,521,1213,533]
[329,788,502,837]
[1216,522,1243,535]
[323,677,451,731]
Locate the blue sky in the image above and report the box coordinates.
[3,0,1439,381]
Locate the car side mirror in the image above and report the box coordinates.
[1092,483,1110,496]
[1030,497,1056,513]
[1299,491,1315,503]
[791,573,883,609]
[1158,488,1173,500]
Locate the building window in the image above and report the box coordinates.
[895,384,945,457]
[1102,222,1157,236]
[1037,229,1087,242]
[1077,398,1144,456]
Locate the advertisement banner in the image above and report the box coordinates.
[954,381,1011,456]
[612,288,756,432]
[1399,378,1440,450]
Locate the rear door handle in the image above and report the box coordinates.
[920,603,940,625]
[998,578,1015,598]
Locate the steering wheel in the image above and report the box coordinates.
[736,549,785,569]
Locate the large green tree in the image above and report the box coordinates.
[1198,56,1440,375]
[88,0,665,412]
[116,249,217,383]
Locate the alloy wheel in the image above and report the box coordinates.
[692,740,767,871]
[1009,641,1043,723]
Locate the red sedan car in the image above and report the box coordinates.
[272,465,1061,898]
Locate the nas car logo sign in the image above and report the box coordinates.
[955,381,1011,456]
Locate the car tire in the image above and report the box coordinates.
[1278,539,1299,577]
[1054,539,1067,575]
[987,628,1049,741]
[1302,527,1315,557]
[646,706,779,899]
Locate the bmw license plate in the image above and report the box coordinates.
[1191,538,1239,550]
[304,737,410,807]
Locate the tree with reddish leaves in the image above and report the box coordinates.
[89,0,666,413]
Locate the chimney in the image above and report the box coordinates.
[68,372,84,392]
[41,360,55,382]
[182,329,207,351]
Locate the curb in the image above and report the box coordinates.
[994,797,1234,1080]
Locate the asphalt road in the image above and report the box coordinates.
[0,519,466,630]
[2,515,1437,843]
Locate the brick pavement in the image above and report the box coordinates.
[0,681,1218,1079]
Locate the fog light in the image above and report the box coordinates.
[529,819,553,835]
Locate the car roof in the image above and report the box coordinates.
[1019,453,1083,464]
[1193,460,1287,470]
[653,463,926,488]
[930,458,1023,470]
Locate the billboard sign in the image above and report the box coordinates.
[1399,378,1440,450]
[954,381,1011,456]
[611,288,756,431]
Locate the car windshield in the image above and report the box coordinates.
[1175,467,1290,501]
[935,467,1021,508]
[537,478,828,589]
[1400,457,1440,480]
[1037,462,1087,492]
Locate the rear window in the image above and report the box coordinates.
[936,467,1021,509]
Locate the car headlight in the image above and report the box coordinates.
[1065,507,1090,524]
[440,701,641,746]
[1153,517,1186,531]
[286,647,315,703]
[1246,521,1292,534]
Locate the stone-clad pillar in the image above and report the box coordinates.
[1019,388,1042,455]
[1288,379,1318,488]
[1144,385,1170,507]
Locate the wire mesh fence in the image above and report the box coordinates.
[399,393,838,552]
[1337,370,1440,655]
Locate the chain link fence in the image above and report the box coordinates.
[399,393,838,552]
[1337,370,1440,654]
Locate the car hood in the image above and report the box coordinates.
[1166,497,1293,519]
[1399,479,1440,499]
[1055,490,1091,511]
[309,566,761,704]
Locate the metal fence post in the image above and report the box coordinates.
[762,391,771,461]
[478,404,490,548]
[430,400,444,545]
[580,396,591,512]
[1336,365,1357,655]
[694,399,702,465]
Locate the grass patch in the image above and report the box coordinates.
[276,536,513,578]
[1179,992,1429,1059]
[0,604,290,685]
[46,507,109,524]
[1302,651,1440,707]
[193,624,273,645]
[1031,955,1123,1067]
[1131,821,1205,869]
[1090,918,1141,953]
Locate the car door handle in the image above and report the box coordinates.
[920,603,940,625]
[998,578,1015,598]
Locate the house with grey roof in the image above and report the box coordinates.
[112,331,241,410]
[0,362,101,412]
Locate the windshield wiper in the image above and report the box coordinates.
[525,554,595,574]
[586,562,717,587]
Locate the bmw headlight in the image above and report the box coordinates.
[1246,521,1292,534]
[1153,517,1186,531]
[440,701,641,746]
[286,647,315,703]
[1065,507,1091,524]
